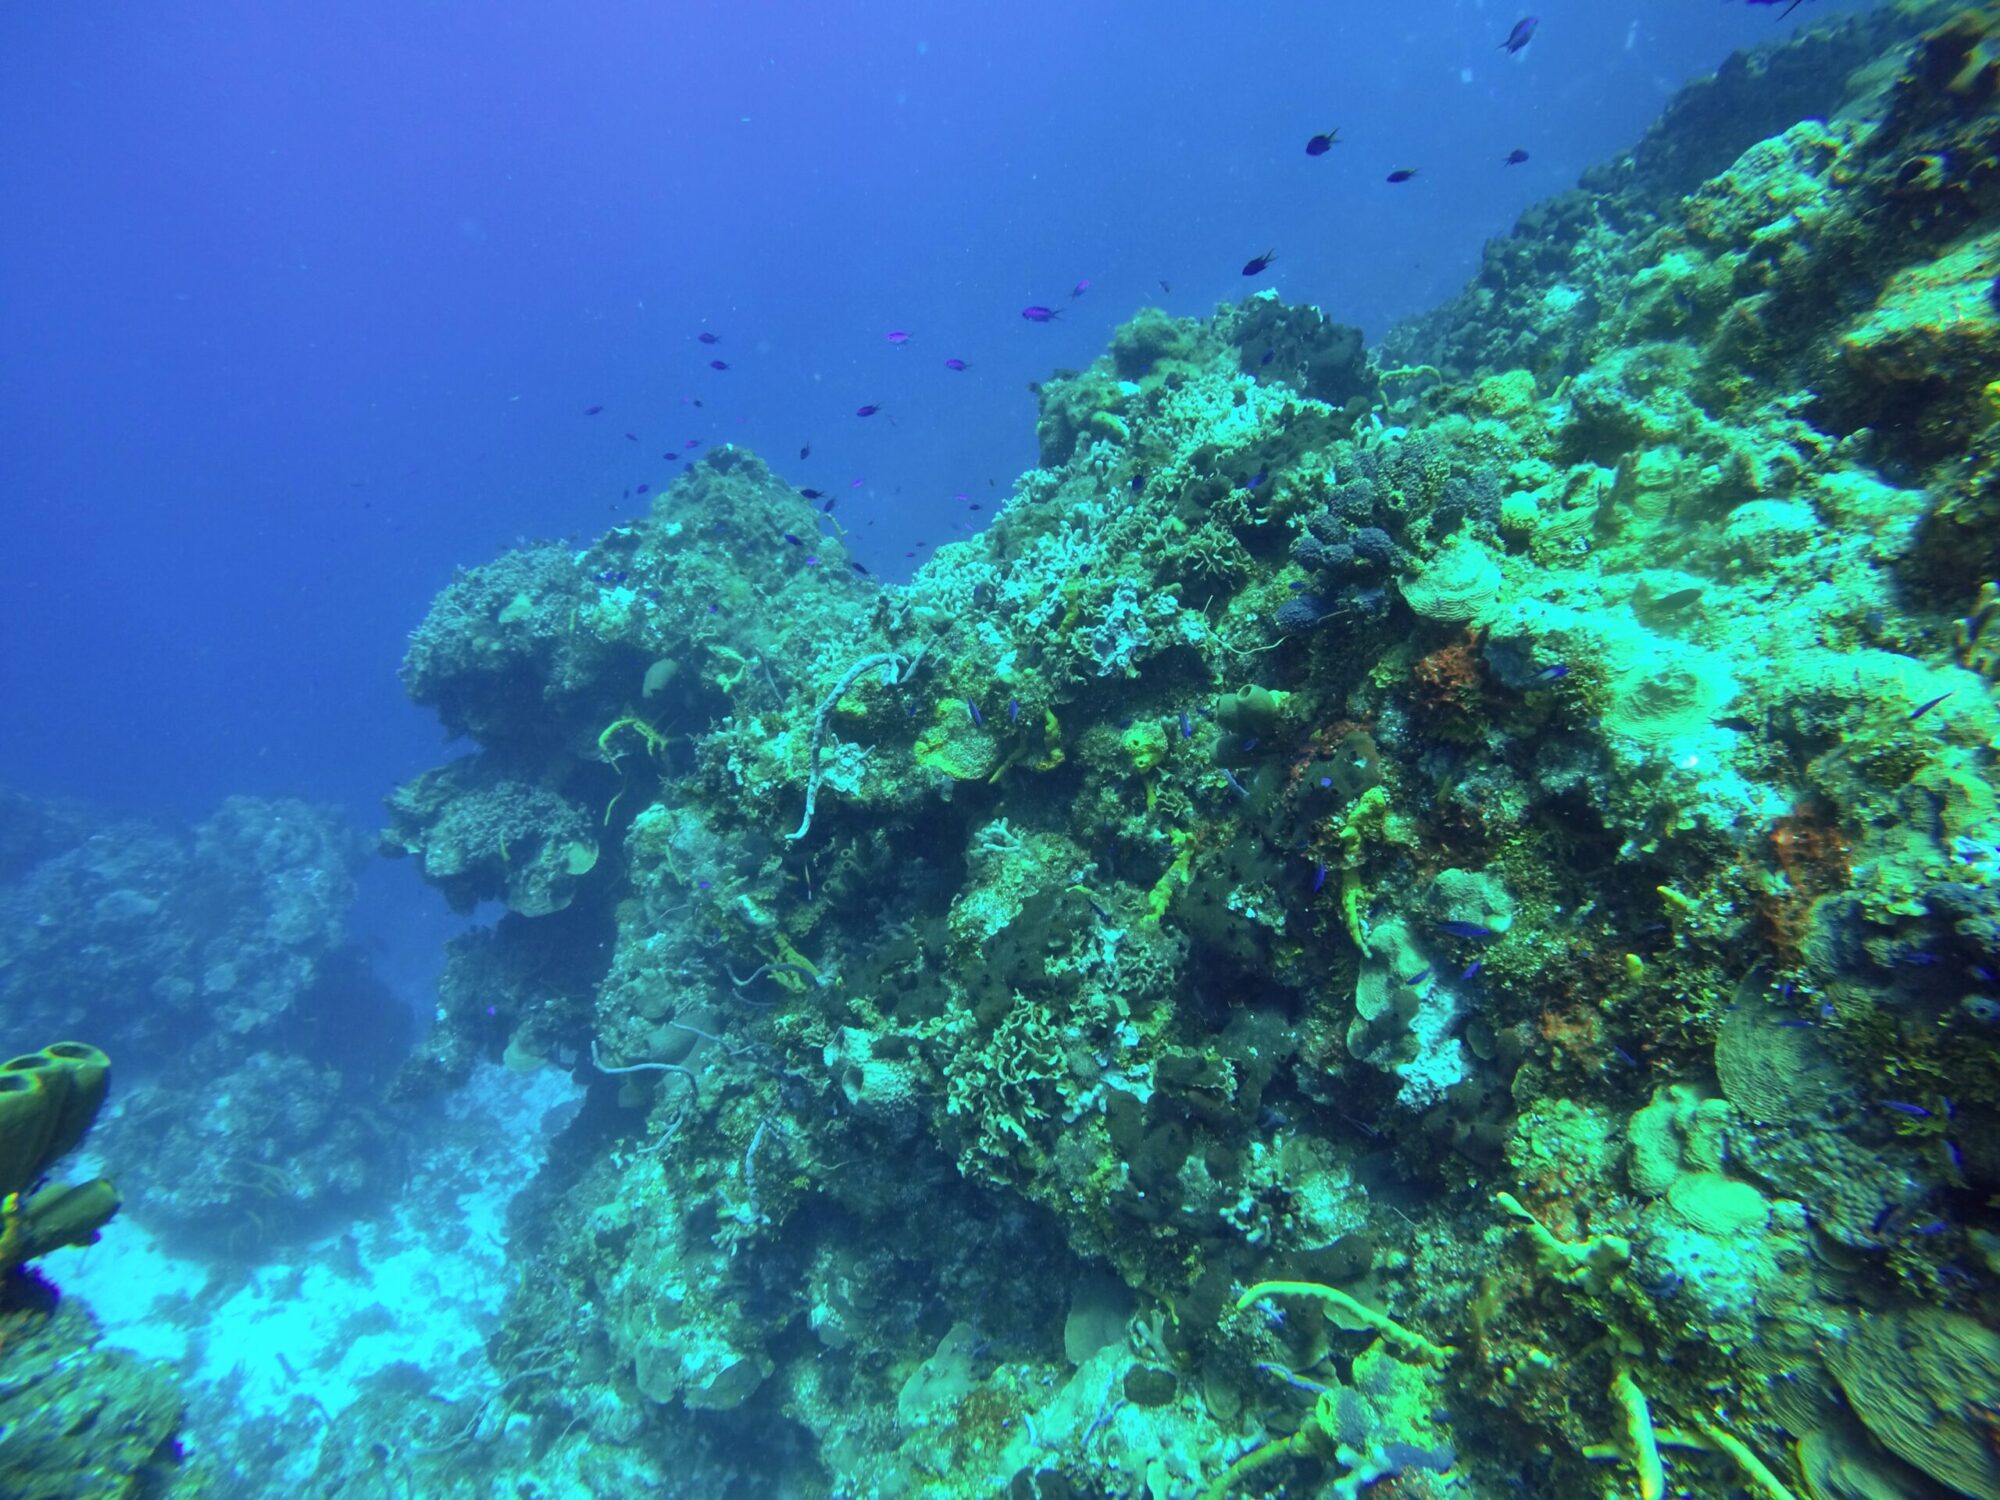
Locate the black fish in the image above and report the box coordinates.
[856,403,883,417]
[624,433,638,442]
[1241,249,1277,276]
[800,488,826,499]
[1305,129,1340,156]
[1386,168,1419,183]
[697,331,721,344]
[1501,16,1538,52]
[1504,148,1529,166]
[800,442,811,459]
[850,560,870,575]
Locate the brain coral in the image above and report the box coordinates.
[1603,640,1734,748]
[1715,993,1843,1124]
[1399,537,1504,626]
[1827,1306,2000,1500]
[1665,1171,1769,1236]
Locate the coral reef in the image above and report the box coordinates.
[330,7,2000,1497]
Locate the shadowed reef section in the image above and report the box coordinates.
[376,8,2000,1497]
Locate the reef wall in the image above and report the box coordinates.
[377,7,2000,1497]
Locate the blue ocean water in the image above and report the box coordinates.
[1,1,1844,832]
[9,4,1996,1499]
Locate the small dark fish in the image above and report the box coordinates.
[1305,128,1341,156]
[1501,16,1539,53]
[820,498,837,513]
[1534,663,1570,681]
[801,442,812,459]
[965,698,984,727]
[1260,349,1275,365]
[1158,278,1172,294]
[1403,968,1433,988]
[583,404,604,415]
[885,329,911,344]
[1020,305,1061,322]
[1008,698,1021,724]
[945,357,971,371]
[850,560,870,576]
[1179,711,1193,740]
[1129,472,1146,491]
[1461,960,1482,980]
[800,488,826,500]
[697,332,721,344]
[624,432,639,442]
[782,533,804,546]
[1438,921,1493,940]
[1883,1100,1932,1119]
[1611,1044,1639,1067]
[1714,715,1758,733]
[635,484,649,496]
[1313,862,1328,894]
[709,360,729,371]
[1071,279,1090,297]
[1504,149,1530,166]
[1908,690,1954,721]
[1242,470,1266,490]
[1242,249,1277,276]
[1646,586,1704,612]
[1386,169,1419,183]
[1915,1219,1949,1237]
[1240,736,1259,752]
[856,403,883,417]
[683,438,700,448]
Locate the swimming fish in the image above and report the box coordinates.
[1386,168,1419,183]
[1241,249,1277,276]
[1020,305,1061,322]
[945,358,971,371]
[1504,148,1530,165]
[1501,16,1539,52]
[1305,129,1341,156]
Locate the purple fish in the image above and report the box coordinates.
[945,357,971,371]
[856,403,883,418]
[697,332,721,344]
[1021,305,1061,322]
[1501,16,1538,52]
[1071,278,1091,298]
[709,359,729,371]
[886,329,911,344]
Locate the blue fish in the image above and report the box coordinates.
[965,698,984,727]
[1460,960,1482,980]
[1534,663,1569,682]
[1221,768,1251,800]
[1500,15,1538,52]
[1438,921,1493,940]
[1179,711,1193,740]
[1242,470,1266,490]
[1241,737,1259,752]
[1008,698,1021,724]
[1403,968,1432,987]
[1313,862,1328,894]
[1883,1100,1932,1119]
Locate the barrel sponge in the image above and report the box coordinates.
[1827,1307,2000,1500]
[1400,537,1504,626]
[1665,1171,1769,1236]
[0,1042,112,1198]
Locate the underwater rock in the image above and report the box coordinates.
[1398,536,1504,626]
